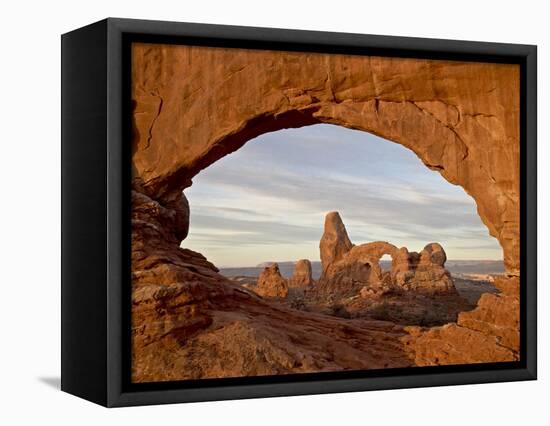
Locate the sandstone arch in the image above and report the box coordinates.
[132,43,519,275]
[130,43,520,380]
[317,213,458,297]
[322,241,401,285]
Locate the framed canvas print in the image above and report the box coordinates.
[61,18,537,407]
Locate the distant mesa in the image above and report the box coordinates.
[220,259,504,280]
[256,261,278,268]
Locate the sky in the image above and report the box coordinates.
[183,124,502,267]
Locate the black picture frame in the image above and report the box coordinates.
[61,17,537,407]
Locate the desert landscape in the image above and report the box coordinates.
[130,43,520,383]
[222,213,503,328]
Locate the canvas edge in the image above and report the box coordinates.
[58,17,538,408]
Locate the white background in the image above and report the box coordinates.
[0,0,546,424]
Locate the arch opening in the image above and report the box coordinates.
[380,254,392,272]
[166,104,514,274]
[183,123,502,326]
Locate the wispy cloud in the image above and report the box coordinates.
[184,124,502,267]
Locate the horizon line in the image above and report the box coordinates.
[217,258,504,269]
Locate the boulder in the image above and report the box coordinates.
[255,263,289,298]
[289,259,314,287]
[420,243,447,266]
